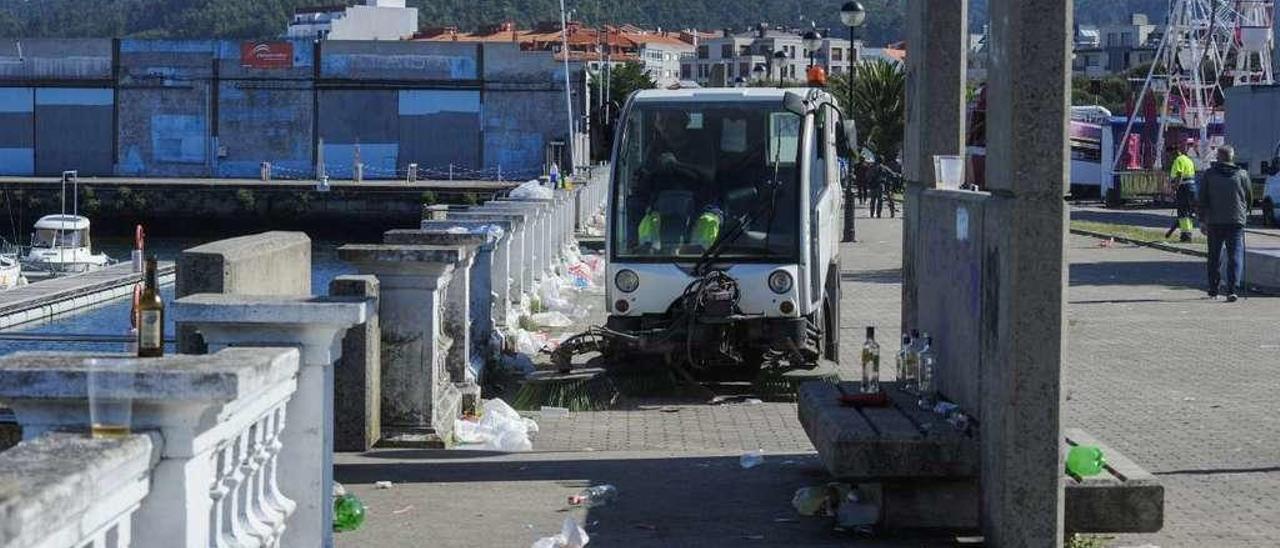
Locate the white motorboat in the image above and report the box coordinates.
[0,252,25,290]
[23,215,113,275]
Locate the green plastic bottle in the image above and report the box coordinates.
[333,493,366,532]
[1066,446,1106,477]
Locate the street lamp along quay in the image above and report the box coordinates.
[840,1,867,243]
[802,29,823,68]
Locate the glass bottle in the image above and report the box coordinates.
[137,256,165,358]
[917,336,937,408]
[861,327,881,393]
[896,333,912,391]
[902,329,922,393]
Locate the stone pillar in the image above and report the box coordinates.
[902,0,969,335]
[419,219,514,330]
[449,210,533,296]
[485,200,553,275]
[170,295,369,548]
[337,245,471,447]
[330,275,382,452]
[980,0,1071,544]
[386,229,498,391]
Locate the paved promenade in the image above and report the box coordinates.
[335,212,1279,547]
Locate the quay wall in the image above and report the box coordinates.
[0,39,585,180]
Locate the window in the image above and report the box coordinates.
[832,48,843,61]
[739,63,750,78]
[697,45,709,59]
[789,65,796,79]
[681,65,692,79]
[721,44,734,58]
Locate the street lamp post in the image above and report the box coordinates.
[802,30,822,68]
[773,50,788,86]
[839,1,867,243]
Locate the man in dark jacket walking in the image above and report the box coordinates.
[1199,145,1253,301]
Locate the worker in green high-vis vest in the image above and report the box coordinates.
[1166,141,1198,243]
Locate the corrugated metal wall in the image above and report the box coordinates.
[0,40,579,179]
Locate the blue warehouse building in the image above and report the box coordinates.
[0,38,587,180]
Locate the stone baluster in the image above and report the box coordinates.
[490,198,559,266]
[385,229,496,394]
[338,244,472,447]
[420,219,514,329]
[170,296,369,548]
[448,210,534,294]
[0,348,301,548]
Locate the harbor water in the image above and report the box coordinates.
[0,237,355,355]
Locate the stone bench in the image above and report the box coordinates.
[1245,247,1280,293]
[798,381,1164,533]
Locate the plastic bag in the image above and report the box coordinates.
[454,398,538,452]
[510,179,554,200]
[531,311,574,328]
[531,518,590,548]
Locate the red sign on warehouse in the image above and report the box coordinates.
[241,42,294,69]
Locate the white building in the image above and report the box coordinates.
[624,31,695,87]
[286,0,419,41]
[681,25,854,87]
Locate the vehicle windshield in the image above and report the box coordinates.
[32,228,86,248]
[613,101,801,261]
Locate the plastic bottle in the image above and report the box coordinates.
[917,336,937,408]
[860,327,881,394]
[896,333,912,390]
[569,484,619,507]
[1066,446,1106,477]
[333,493,366,532]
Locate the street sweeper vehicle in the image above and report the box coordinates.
[554,88,854,379]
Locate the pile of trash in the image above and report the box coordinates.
[792,483,880,533]
[502,242,607,356]
[454,398,539,452]
[510,179,555,200]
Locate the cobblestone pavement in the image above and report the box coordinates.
[336,210,1278,547]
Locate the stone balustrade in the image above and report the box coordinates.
[0,348,302,548]
[169,295,369,548]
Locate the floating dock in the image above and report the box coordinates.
[0,262,175,330]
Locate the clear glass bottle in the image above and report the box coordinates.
[902,329,921,393]
[861,327,881,393]
[896,333,912,390]
[917,336,937,408]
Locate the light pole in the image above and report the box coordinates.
[802,30,822,68]
[840,1,867,243]
[773,50,788,86]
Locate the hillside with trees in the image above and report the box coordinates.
[0,0,1171,42]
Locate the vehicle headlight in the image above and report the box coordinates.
[615,269,640,293]
[768,270,793,294]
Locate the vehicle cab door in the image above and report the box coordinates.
[804,103,841,313]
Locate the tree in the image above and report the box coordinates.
[832,59,905,162]
[589,62,655,160]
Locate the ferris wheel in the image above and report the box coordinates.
[1115,0,1275,170]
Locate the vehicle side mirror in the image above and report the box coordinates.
[839,120,858,157]
[783,92,807,116]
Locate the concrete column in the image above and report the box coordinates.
[902,0,969,335]
[448,211,531,300]
[338,245,469,447]
[170,295,369,548]
[329,275,382,452]
[980,0,1071,545]
[419,220,514,330]
[383,230,489,388]
[485,201,553,275]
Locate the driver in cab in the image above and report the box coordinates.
[636,110,723,254]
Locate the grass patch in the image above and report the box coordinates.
[1071,220,1206,246]
[1066,534,1113,548]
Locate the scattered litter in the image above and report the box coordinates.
[511,179,554,200]
[742,398,764,405]
[567,484,618,508]
[932,402,959,416]
[455,398,538,452]
[332,481,347,497]
[710,395,765,406]
[332,492,366,533]
[791,487,828,516]
[392,505,414,515]
[531,517,590,548]
[1182,397,1196,402]
[374,481,393,490]
[445,227,471,234]
[531,311,575,328]
[540,406,570,418]
[740,449,765,469]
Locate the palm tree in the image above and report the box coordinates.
[832,59,905,163]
